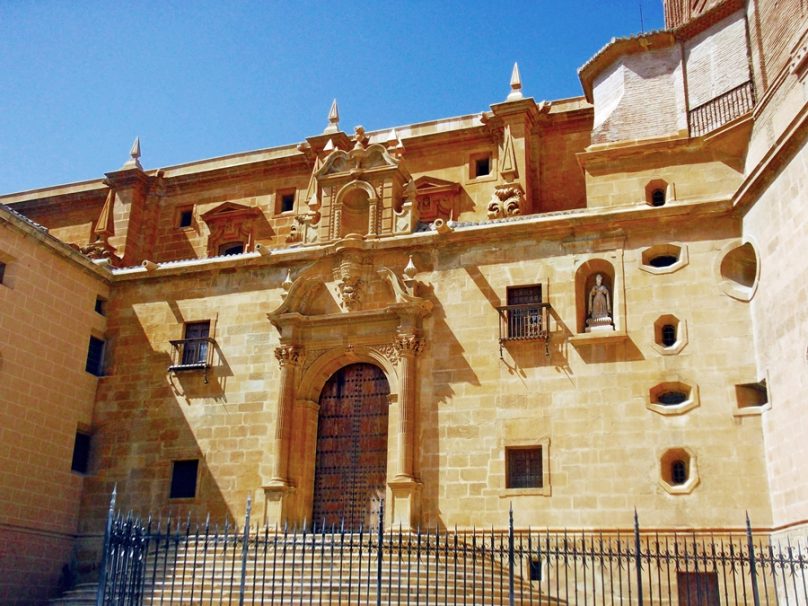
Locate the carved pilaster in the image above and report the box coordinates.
[393,333,423,483]
[272,344,301,488]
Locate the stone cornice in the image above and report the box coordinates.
[108,196,734,284]
[733,99,808,213]
[0,204,112,283]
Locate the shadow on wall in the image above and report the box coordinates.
[417,281,480,530]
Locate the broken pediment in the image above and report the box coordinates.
[268,249,432,335]
[200,202,262,223]
[200,202,264,256]
[414,175,460,222]
[317,143,401,178]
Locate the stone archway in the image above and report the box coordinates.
[312,362,390,530]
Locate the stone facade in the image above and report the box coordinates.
[0,0,806,602]
[0,206,109,605]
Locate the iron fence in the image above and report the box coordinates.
[96,489,808,605]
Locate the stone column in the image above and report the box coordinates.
[389,333,423,528]
[264,344,300,526]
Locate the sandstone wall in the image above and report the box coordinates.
[0,215,109,605]
[78,206,771,535]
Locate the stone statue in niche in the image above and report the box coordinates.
[586,273,614,331]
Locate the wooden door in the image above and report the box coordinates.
[312,363,390,530]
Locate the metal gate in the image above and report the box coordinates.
[312,363,389,530]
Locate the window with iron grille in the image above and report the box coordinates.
[661,323,677,346]
[170,459,199,499]
[181,321,210,366]
[506,285,542,339]
[507,447,543,489]
[671,459,688,485]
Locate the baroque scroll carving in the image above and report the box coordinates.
[487,185,524,219]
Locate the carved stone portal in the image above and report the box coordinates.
[265,252,432,529]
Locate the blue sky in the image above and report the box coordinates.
[0,1,664,194]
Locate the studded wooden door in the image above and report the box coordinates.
[312,363,390,530]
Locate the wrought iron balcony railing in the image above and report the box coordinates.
[688,80,755,137]
[168,337,215,381]
[496,303,551,357]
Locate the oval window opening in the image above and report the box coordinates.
[649,255,678,268]
[658,391,688,405]
[720,243,757,288]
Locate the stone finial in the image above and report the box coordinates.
[499,125,519,179]
[386,128,404,155]
[281,268,293,298]
[122,137,143,170]
[507,63,524,102]
[403,255,417,280]
[323,99,340,134]
[305,155,323,209]
[94,188,115,238]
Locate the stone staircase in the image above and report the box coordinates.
[50,533,550,605]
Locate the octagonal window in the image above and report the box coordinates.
[648,381,699,415]
[640,244,688,275]
[660,447,699,494]
[653,315,688,355]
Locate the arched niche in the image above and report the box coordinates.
[575,259,617,334]
[335,180,377,239]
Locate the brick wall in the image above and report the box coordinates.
[591,45,687,144]
[684,10,750,108]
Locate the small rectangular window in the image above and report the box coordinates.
[71,432,91,474]
[170,459,199,499]
[276,189,296,214]
[474,156,491,177]
[95,296,106,315]
[182,321,210,366]
[178,208,193,228]
[218,242,245,256]
[735,380,768,408]
[0,262,5,284]
[507,447,543,489]
[85,336,105,376]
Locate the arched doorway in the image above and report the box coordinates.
[312,363,390,529]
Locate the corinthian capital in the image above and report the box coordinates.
[274,344,301,367]
[394,333,424,357]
